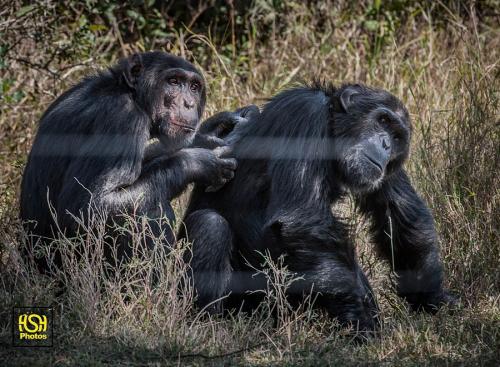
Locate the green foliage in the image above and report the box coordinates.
[0,78,25,103]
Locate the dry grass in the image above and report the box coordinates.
[0,1,499,366]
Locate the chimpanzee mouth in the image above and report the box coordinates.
[363,153,384,173]
[169,120,196,131]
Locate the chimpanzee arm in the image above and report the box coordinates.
[356,168,455,311]
[140,147,236,199]
[106,149,233,213]
[263,209,379,333]
[56,103,235,217]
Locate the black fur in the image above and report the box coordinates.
[180,83,455,333]
[20,51,240,270]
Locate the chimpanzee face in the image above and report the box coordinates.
[121,52,206,150]
[154,67,205,139]
[331,85,411,192]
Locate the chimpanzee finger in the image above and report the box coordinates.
[205,179,227,193]
[198,112,233,135]
[221,169,235,180]
[213,145,233,158]
[205,136,227,149]
[220,157,237,170]
[192,134,227,149]
[235,104,260,118]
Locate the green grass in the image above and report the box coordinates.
[1,1,499,366]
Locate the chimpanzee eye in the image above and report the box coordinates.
[379,115,390,125]
[168,77,179,85]
[190,82,200,92]
[392,131,404,142]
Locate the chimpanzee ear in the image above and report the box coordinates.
[267,220,284,241]
[123,53,143,89]
[339,85,361,113]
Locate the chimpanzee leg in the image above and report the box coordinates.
[182,209,233,313]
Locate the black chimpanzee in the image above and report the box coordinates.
[180,83,456,333]
[20,51,245,271]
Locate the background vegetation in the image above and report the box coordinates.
[0,0,499,365]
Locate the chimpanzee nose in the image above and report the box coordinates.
[184,99,195,109]
[381,136,390,151]
[363,133,391,172]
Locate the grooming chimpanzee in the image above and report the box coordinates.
[20,51,245,271]
[180,83,456,333]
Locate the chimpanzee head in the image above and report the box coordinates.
[118,51,206,150]
[330,84,411,193]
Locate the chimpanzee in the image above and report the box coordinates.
[20,51,245,271]
[180,83,457,333]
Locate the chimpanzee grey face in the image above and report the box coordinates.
[157,68,205,135]
[331,84,411,193]
[121,52,206,150]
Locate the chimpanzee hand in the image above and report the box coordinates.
[192,105,260,149]
[183,147,237,190]
[200,104,259,137]
[233,104,260,120]
[404,289,460,313]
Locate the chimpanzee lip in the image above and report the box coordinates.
[170,120,195,131]
[363,153,384,173]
